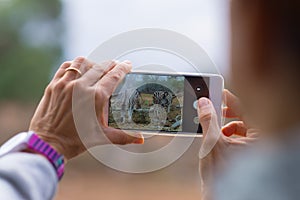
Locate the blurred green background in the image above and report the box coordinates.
[0,0,62,102]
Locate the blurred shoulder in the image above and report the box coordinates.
[215,143,300,200]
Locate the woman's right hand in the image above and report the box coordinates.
[198,90,260,200]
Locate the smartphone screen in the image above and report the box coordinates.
[109,73,209,134]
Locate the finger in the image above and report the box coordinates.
[105,128,144,145]
[97,61,132,98]
[53,61,72,80]
[222,107,239,118]
[223,89,242,118]
[198,98,222,159]
[235,137,258,144]
[61,57,94,81]
[79,60,117,86]
[222,121,248,137]
[247,128,260,138]
[225,139,252,150]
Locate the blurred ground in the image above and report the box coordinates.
[0,102,202,200]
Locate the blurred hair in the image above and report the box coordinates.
[235,0,300,70]
[260,1,300,93]
[265,1,300,60]
[231,0,300,94]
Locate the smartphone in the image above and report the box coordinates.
[108,71,223,137]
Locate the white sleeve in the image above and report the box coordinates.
[0,152,58,200]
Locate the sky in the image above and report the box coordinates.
[61,0,230,76]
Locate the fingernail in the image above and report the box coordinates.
[198,98,209,107]
[133,137,144,144]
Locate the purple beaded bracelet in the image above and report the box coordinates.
[28,133,64,180]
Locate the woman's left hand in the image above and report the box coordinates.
[29,57,144,161]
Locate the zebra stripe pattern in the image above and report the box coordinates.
[127,90,142,122]
[153,91,173,113]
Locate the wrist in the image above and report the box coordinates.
[0,132,65,181]
[27,132,65,180]
[30,128,86,161]
[32,132,66,161]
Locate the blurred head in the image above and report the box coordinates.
[230,1,300,134]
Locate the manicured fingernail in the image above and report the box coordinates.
[199,98,209,107]
[133,137,144,144]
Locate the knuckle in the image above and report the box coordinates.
[110,70,124,81]
[200,112,213,123]
[107,60,115,66]
[104,59,114,64]
[53,80,67,91]
[72,57,89,71]
[44,84,53,95]
[124,61,132,70]
[61,61,71,69]
[74,56,86,64]
[117,135,128,145]
[118,62,130,71]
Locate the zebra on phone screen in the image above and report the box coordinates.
[127,89,142,122]
[153,91,173,113]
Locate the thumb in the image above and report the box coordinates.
[197,98,218,137]
[105,128,144,145]
[197,98,222,159]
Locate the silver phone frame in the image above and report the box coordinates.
[110,70,224,137]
